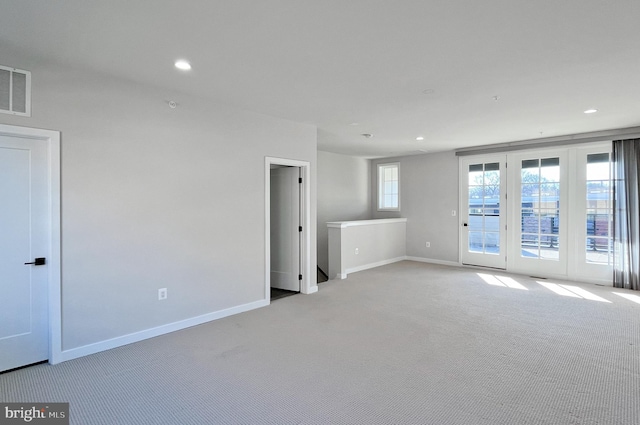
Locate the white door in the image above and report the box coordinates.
[270,166,300,292]
[0,135,49,372]
[460,155,507,269]
[572,146,613,282]
[508,150,568,276]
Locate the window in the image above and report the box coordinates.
[378,163,400,211]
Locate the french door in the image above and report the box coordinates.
[460,143,613,283]
[460,155,507,269]
[572,146,613,281]
[508,150,568,276]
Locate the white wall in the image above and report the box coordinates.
[317,151,371,273]
[371,151,459,264]
[328,218,407,279]
[0,50,317,353]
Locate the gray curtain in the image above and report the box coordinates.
[612,139,640,290]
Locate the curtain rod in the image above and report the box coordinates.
[455,127,640,156]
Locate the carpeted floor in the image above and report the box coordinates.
[2,261,639,424]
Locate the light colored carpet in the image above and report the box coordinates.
[2,261,639,424]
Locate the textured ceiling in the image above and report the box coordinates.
[2,0,640,157]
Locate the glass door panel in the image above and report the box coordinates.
[585,153,612,265]
[509,151,567,276]
[461,156,506,269]
[519,157,560,260]
[573,147,613,282]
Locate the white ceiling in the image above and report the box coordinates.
[2,1,640,158]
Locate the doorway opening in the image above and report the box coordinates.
[269,164,301,300]
[264,157,314,302]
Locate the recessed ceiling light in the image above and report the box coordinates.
[584,109,598,114]
[174,60,192,71]
[416,136,424,141]
[349,122,359,126]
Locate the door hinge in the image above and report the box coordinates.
[298,226,302,232]
[298,177,302,184]
[298,274,302,280]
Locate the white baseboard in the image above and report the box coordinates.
[406,256,460,267]
[303,285,319,294]
[56,299,269,364]
[345,256,407,276]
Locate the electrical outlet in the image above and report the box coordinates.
[158,288,167,300]
[425,242,431,248]
[355,248,359,255]
[452,210,457,216]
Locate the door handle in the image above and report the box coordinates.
[463,223,468,227]
[24,257,46,266]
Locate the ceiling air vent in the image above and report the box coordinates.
[0,65,31,117]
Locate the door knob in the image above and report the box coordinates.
[24,257,46,266]
[463,223,468,227]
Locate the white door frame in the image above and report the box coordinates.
[265,157,314,299]
[269,166,301,291]
[0,123,61,365]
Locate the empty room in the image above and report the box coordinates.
[1,1,639,424]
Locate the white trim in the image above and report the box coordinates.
[406,256,461,268]
[58,299,268,363]
[305,285,319,294]
[345,256,407,276]
[264,157,316,297]
[327,218,407,229]
[0,124,61,364]
[455,127,636,156]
